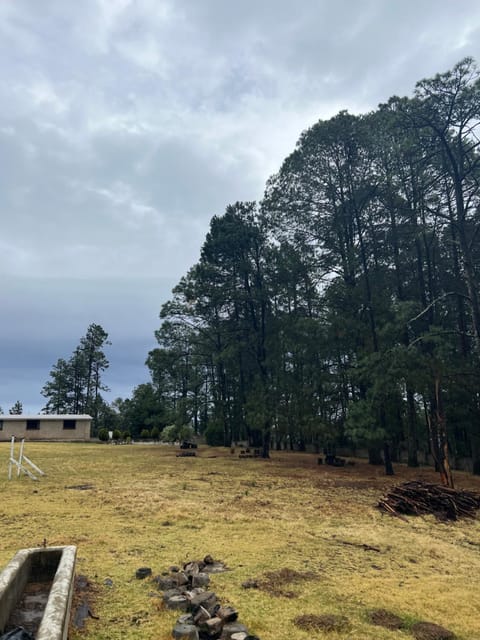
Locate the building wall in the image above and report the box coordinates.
[0,418,91,441]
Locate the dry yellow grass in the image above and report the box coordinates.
[0,442,479,640]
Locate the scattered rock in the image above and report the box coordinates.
[154,575,176,590]
[192,572,210,588]
[172,623,200,640]
[190,591,217,612]
[103,578,113,588]
[411,621,456,640]
[166,595,190,611]
[217,605,238,623]
[193,606,211,625]
[135,567,152,579]
[221,623,249,639]
[163,588,183,602]
[154,556,258,640]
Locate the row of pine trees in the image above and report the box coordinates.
[147,59,480,478]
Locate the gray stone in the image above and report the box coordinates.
[221,623,248,640]
[191,572,210,588]
[193,605,211,625]
[203,616,224,636]
[177,614,195,625]
[173,572,189,587]
[203,562,227,574]
[163,588,183,602]
[217,606,238,623]
[184,561,200,575]
[135,567,152,579]
[190,590,217,612]
[155,576,176,590]
[166,594,189,611]
[231,634,247,640]
[172,623,199,640]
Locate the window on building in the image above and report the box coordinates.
[26,420,40,430]
[0,420,3,431]
[63,419,76,430]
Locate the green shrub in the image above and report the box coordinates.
[204,422,224,446]
[140,428,151,440]
[98,429,109,442]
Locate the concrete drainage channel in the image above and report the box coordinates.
[0,546,77,640]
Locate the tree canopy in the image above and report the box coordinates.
[148,58,480,478]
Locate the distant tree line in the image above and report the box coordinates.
[143,58,480,478]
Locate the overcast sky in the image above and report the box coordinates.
[1,0,480,413]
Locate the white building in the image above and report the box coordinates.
[0,415,92,441]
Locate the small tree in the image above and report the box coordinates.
[9,401,23,415]
[140,428,151,440]
[98,428,109,442]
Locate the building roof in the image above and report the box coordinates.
[0,415,92,421]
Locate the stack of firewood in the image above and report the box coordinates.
[378,480,480,521]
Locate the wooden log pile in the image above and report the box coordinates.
[378,480,480,521]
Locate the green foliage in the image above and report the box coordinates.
[9,401,23,415]
[140,428,151,440]
[160,425,177,443]
[148,58,480,475]
[204,421,225,446]
[112,429,121,441]
[344,400,385,446]
[40,323,111,434]
[98,428,109,442]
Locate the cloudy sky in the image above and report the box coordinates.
[1,0,480,413]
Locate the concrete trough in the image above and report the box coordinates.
[0,546,76,639]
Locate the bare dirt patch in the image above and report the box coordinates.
[368,608,405,630]
[294,613,350,632]
[255,567,317,598]
[411,621,456,640]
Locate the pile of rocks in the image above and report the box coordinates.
[152,555,259,640]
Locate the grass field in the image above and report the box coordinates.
[0,442,479,640]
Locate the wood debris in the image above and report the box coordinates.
[378,480,480,521]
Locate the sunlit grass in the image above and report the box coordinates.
[0,443,479,639]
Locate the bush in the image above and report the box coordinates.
[151,426,160,441]
[204,422,224,446]
[98,429,109,442]
[160,425,176,443]
[140,428,151,440]
[122,431,131,441]
[112,429,121,441]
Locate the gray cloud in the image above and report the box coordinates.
[1,0,480,410]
